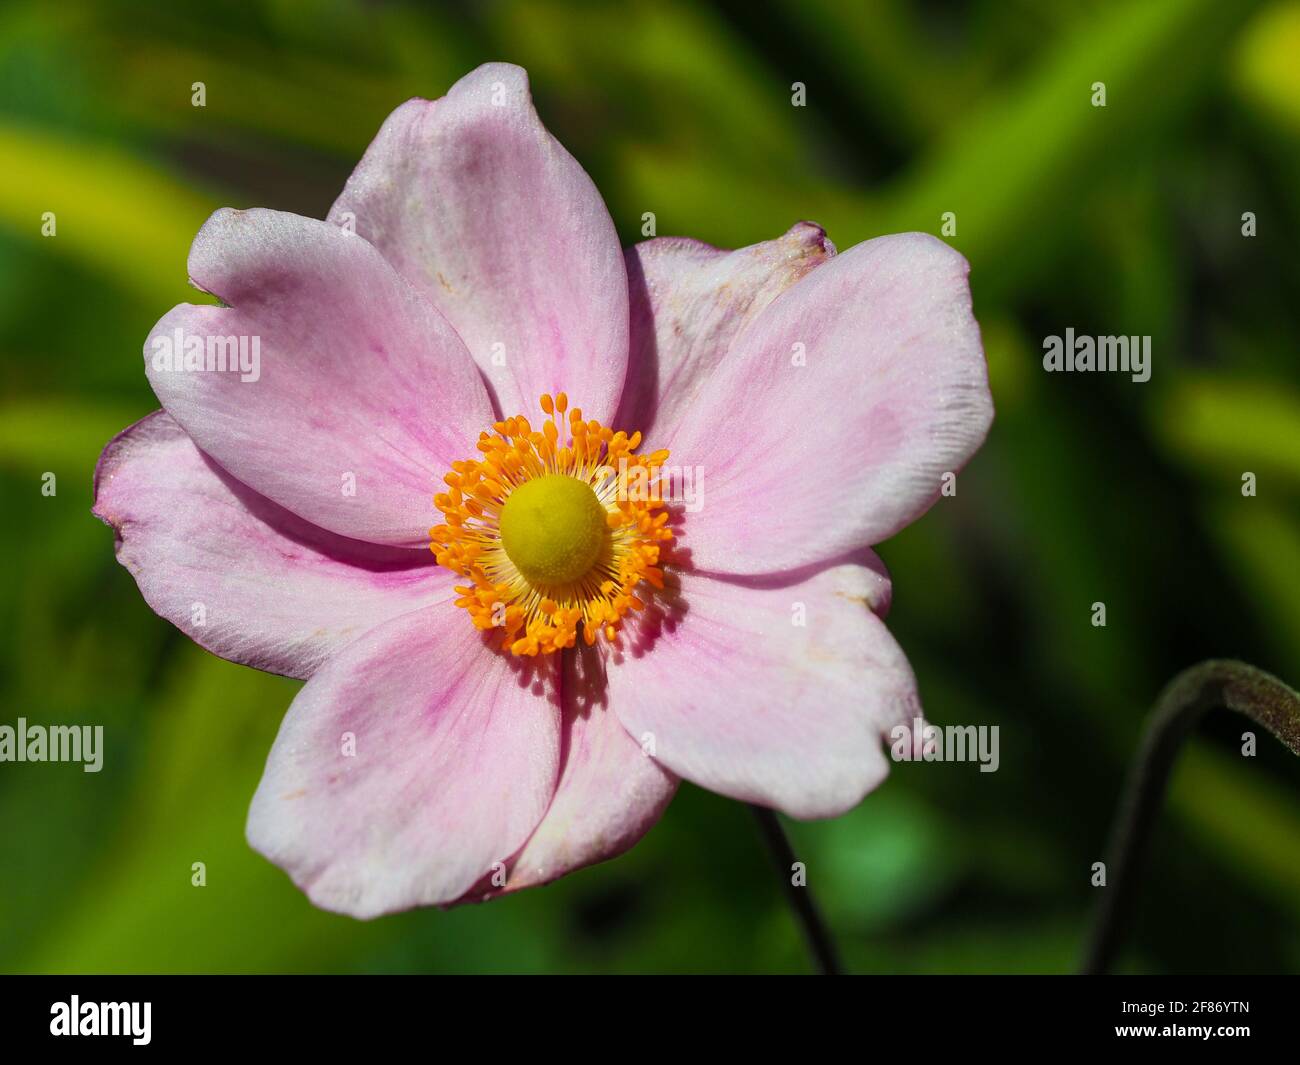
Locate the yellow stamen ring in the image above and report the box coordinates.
[429,394,673,656]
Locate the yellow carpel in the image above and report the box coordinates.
[499,474,606,585]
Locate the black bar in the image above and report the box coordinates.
[1,975,1292,1051]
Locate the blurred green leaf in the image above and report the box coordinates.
[1155,376,1300,490]
[882,0,1261,301]
[1233,0,1300,133]
[0,398,142,473]
[0,121,214,303]
[1169,744,1300,916]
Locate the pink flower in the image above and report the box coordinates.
[93,63,993,918]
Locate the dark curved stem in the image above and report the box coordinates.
[749,804,843,974]
[1082,659,1300,974]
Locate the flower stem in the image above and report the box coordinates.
[749,804,843,974]
[1081,659,1300,974]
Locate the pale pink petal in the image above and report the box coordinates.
[607,560,914,820]
[246,604,561,918]
[668,232,993,575]
[465,643,677,899]
[146,207,493,548]
[619,223,834,444]
[329,63,628,423]
[720,546,893,615]
[93,411,450,680]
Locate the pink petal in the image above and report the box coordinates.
[606,559,913,819]
[668,232,993,575]
[246,604,561,918]
[146,207,494,548]
[466,643,677,899]
[329,63,628,423]
[93,411,450,680]
[619,223,834,444]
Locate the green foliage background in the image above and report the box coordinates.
[2,0,1299,973]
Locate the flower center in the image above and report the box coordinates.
[498,474,606,586]
[429,393,673,656]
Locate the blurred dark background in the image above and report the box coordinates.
[2,0,1299,973]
